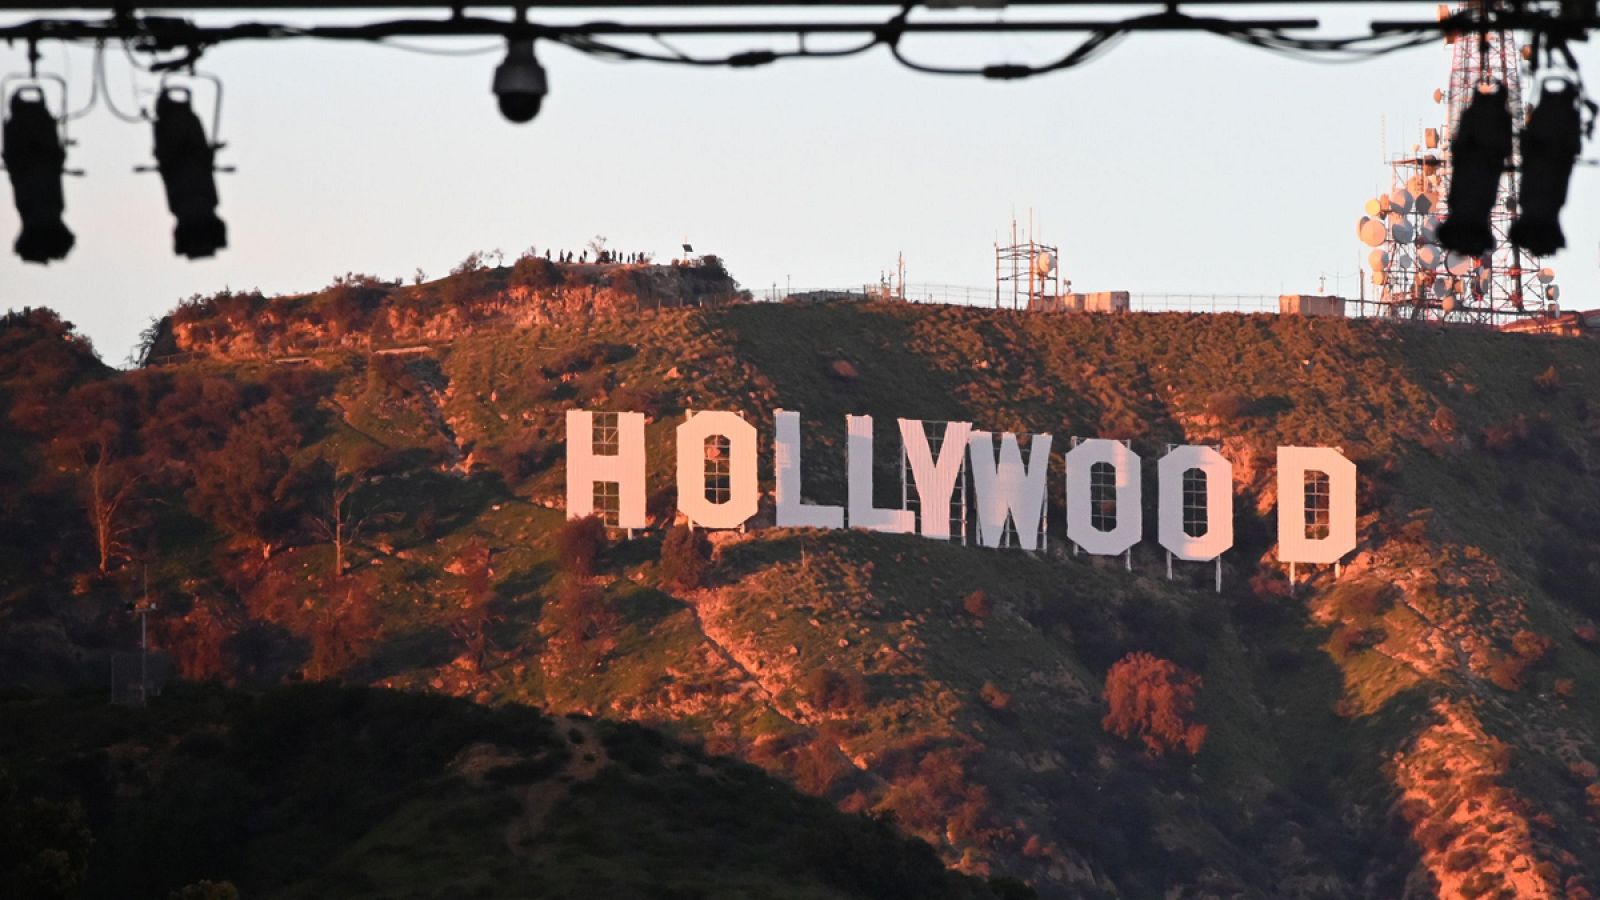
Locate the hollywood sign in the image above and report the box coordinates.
[565,410,1357,566]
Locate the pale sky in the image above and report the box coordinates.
[2,4,1597,362]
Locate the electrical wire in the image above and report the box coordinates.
[95,41,148,122]
[374,38,503,56]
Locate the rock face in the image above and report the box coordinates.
[7,300,1600,898]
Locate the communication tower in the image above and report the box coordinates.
[1358,1,1560,324]
[996,212,1060,310]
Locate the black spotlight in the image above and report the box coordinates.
[1509,80,1584,256]
[2,87,74,264]
[152,86,226,259]
[1438,85,1512,257]
[493,39,547,124]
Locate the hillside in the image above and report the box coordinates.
[0,682,1006,900]
[5,270,1600,898]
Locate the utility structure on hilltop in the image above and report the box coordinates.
[1358,0,1561,325]
[996,212,1060,310]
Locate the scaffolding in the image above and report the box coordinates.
[995,214,1060,310]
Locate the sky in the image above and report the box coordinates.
[1,3,1597,363]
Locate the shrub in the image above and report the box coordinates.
[1205,391,1249,421]
[1534,364,1562,394]
[554,515,607,577]
[1101,652,1206,757]
[1511,629,1554,665]
[511,255,565,291]
[170,882,240,900]
[659,524,711,591]
[803,668,868,713]
[479,429,555,484]
[962,589,992,620]
[1486,655,1529,692]
[1328,624,1384,662]
[610,384,665,418]
[1325,580,1391,622]
[979,681,1011,711]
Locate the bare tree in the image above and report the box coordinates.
[586,234,609,259]
[295,456,388,578]
[84,439,142,574]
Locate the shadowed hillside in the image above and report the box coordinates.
[5,283,1600,898]
[0,683,1008,900]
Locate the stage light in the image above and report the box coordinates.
[1438,85,1512,257]
[1510,79,1584,256]
[2,87,74,264]
[152,86,226,259]
[493,39,547,124]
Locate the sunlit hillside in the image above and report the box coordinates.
[5,262,1600,898]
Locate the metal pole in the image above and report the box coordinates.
[139,607,148,707]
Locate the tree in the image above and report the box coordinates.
[659,524,711,590]
[586,234,609,260]
[288,452,388,578]
[54,381,145,574]
[1101,652,1207,757]
[189,396,304,557]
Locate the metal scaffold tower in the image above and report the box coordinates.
[995,213,1060,310]
[1358,1,1561,325]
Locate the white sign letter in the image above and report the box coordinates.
[1277,447,1357,564]
[565,410,647,529]
[967,431,1053,550]
[847,415,915,534]
[775,410,844,529]
[1157,445,1234,561]
[1065,439,1142,556]
[677,411,759,529]
[899,419,973,539]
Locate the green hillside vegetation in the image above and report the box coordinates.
[0,683,1008,900]
[6,268,1600,897]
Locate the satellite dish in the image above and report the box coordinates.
[1372,270,1388,286]
[1358,217,1387,247]
[1547,284,1560,301]
[1445,251,1478,275]
[1432,277,1450,298]
[1475,269,1492,293]
[1368,249,1390,271]
[1391,221,1416,244]
[1442,293,1460,312]
[1033,251,1056,277]
[1424,128,1440,149]
[1414,193,1435,216]
[1433,88,1445,104]
[1389,188,1414,214]
[1415,244,1443,268]
[1406,174,1426,195]
[1537,267,1556,284]
[1365,198,1384,217]
[1396,251,1415,270]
